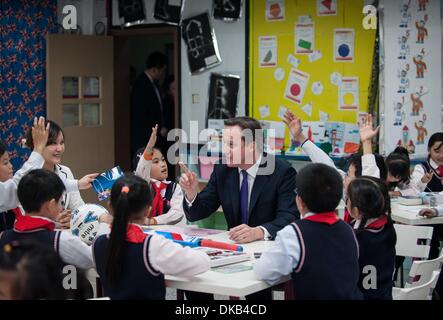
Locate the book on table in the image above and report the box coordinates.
[193,247,251,267]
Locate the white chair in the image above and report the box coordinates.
[393,224,434,286]
[394,224,434,258]
[393,271,440,300]
[405,253,443,288]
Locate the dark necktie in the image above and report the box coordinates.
[240,170,249,224]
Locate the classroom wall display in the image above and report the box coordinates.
[207,73,240,125]
[213,0,243,21]
[249,0,376,155]
[206,73,240,153]
[182,12,222,74]
[153,0,185,25]
[380,0,441,158]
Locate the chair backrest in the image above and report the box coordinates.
[406,253,443,288]
[394,271,440,300]
[394,224,433,258]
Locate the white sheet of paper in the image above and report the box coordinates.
[287,54,300,68]
[319,111,330,121]
[274,67,285,81]
[298,15,312,24]
[284,68,310,105]
[259,36,278,67]
[339,77,359,110]
[330,71,342,86]
[259,105,271,118]
[308,50,322,62]
[311,81,324,95]
[295,23,315,54]
[334,28,355,62]
[302,102,313,117]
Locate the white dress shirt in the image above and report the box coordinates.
[411,158,442,192]
[59,222,110,269]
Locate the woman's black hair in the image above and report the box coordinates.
[427,132,443,154]
[106,175,153,286]
[347,176,396,247]
[25,120,64,150]
[386,146,411,185]
[0,141,6,157]
[346,153,388,181]
[0,239,91,299]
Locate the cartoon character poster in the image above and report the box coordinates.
[382,0,440,158]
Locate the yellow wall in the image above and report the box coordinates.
[249,0,376,147]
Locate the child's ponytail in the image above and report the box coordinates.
[106,175,152,286]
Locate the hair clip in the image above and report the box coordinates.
[3,244,12,253]
[121,186,130,194]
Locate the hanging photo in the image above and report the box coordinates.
[154,0,185,25]
[207,73,240,127]
[213,0,243,21]
[182,12,222,74]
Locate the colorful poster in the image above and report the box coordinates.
[334,28,355,62]
[317,0,337,16]
[260,120,286,153]
[295,23,315,54]
[266,0,285,21]
[381,0,441,158]
[258,36,278,67]
[339,77,359,110]
[284,68,310,105]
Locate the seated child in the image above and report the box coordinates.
[346,176,397,300]
[92,175,210,300]
[0,239,92,299]
[0,169,111,270]
[254,163,362,300]
[134,125,185,225]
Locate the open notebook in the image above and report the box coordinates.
[193,247,251,267]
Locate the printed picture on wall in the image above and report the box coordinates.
[207,73,240,125]
[182,12,222,74]
[154,0,184,25]
[213,0,242,21]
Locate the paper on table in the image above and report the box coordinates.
[212,264,253,274]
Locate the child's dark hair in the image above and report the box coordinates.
[0,141,6,157]
[296,163,343,213]
[386,146,410,184]
[347,153,388,181]
[427,132,443,153]
[106,175,152,286]
[347,176,396,246]
[132,147,163,171]
[26,120,64,150]
[0,239,91,299]
[17,169,65,213]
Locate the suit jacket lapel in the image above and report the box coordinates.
[248,161,270,222]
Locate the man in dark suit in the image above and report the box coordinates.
[130,52,168,169]
[179,116,299,300]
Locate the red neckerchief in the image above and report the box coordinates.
[11,208,23,219]
[438,165,443,177]
[303,212,339,225]
[14,215,55,232]
[126,223,147,244]
[343,208,353,224]
[365,215,388,230]
[151,181,167,217]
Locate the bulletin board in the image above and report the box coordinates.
[248,0,377,155]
